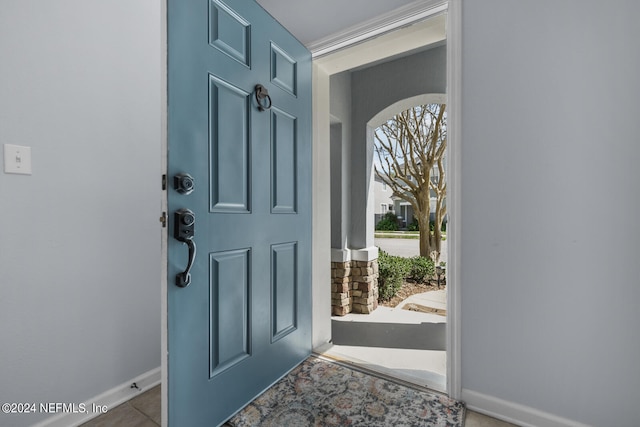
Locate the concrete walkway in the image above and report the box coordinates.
[400,289,446,312]
[321,289,448,392]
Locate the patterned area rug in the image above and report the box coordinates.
[228,356,465,427]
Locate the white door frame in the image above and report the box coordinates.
[160,1,169,425]
[445,0,462,399]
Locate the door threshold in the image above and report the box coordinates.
[314,343,446,393]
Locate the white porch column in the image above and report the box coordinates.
[349,124,377,251]
[330,122,350,256]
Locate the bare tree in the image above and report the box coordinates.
[374,104,446,260]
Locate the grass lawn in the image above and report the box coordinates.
[374,231,420,239]
[374,231,447,240]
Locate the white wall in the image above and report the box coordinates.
[460,1,640,425]
[0,2,162,426]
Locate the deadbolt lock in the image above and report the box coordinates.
[174,173,195,195]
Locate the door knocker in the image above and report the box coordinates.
[254,84,272,112]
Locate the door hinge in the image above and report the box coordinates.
[162,174,167,191]
[159,212,167,228]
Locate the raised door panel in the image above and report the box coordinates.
[270,43,297,96]
[271,242,297,341]
[271,108,297,214]
[209,249,251,378]
[208,0,251,67]
[209,76,251,213]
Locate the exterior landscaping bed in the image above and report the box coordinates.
[379,279,445,308]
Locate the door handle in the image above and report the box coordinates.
[174,208,196,288]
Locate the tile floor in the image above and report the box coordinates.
[79,385,160,427]
[80,384,517,427]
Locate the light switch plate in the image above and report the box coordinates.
[4,144,32,175]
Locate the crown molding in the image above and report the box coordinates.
[308,0,448,58]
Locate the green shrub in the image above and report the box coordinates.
[377,251,438,301]
[375,211,399,231]
[408,256,435,283]
[377,250,410,300]
[407,219,419,231]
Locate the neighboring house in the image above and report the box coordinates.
[376,164,445,228]
[373,175,395,225]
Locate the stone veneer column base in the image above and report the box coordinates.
[331,259,379,316]
[331,261,352,316]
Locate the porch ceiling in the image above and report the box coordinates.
[256,0,445,53]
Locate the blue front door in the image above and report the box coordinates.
[167,0,312,425]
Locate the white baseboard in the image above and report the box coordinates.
[462,389,592,427]
[32,367,161,427]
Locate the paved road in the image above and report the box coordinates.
[375,238,448,264]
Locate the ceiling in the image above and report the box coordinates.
[256,0,444,54]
